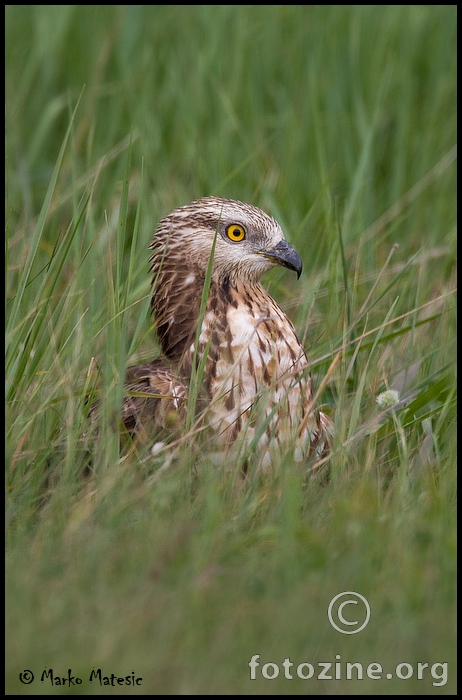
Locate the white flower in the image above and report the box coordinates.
[376,389,400,410]
[150,441,165,456]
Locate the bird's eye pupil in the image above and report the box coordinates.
[226,224,245,241]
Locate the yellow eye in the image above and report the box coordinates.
[226,223,246,242]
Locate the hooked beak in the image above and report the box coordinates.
[260,239,303,279]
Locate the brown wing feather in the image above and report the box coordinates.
[122,360,187,441]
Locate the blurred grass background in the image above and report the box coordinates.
[6,5,456,694]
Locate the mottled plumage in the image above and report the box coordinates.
[123,197,332,469]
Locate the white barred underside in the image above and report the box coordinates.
[189,281,322,469]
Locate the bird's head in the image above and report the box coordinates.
[150,197,302,286]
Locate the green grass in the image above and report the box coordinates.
[6,5,456,694]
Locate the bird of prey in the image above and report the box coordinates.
[121,197,332,470]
